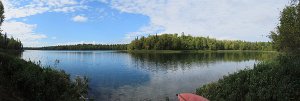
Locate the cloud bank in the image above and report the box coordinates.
[1,0,87,47]
[0,0,290,46]
[106,0,289,42]
[72,15,88,22]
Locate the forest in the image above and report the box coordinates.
[0,33,23,50]
[26,44,127,50]
[127,34,273,51]
[30,34,273,51]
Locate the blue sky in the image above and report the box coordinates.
[1,0,289,47]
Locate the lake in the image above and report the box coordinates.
[21,50,276,101]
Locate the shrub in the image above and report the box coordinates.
[0,53,88,101]
[196,55,300,101]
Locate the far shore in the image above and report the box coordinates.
[23,49,277,53]
[121,50,277,53]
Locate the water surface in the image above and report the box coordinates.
[21,50,275,101]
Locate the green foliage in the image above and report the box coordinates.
[0,53,88,101]
[0,1,4,26]
[196,54,300,101]
[0,33,23,50]
[128,34,273,51]
[0,1,23,50]
[26,44,127,50]
[270,2,300,54]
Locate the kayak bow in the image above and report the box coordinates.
[177,93,209,101]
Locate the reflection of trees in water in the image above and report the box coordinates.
[129,52,277,71]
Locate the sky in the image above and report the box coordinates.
[1,0,290,47]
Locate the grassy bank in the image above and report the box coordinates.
[196,54,300,101]
[0,52,88,101]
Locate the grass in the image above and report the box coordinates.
[196,54,300,101]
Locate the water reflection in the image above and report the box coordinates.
[128,52,276,72]
[21,50,276,101]
[22,51,151,100]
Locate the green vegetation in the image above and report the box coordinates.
[0,2,22,50]
[127,34,273,51]
[270,0,300,54]
[0,53,88,101]
[196,55,300,101]
[124,50,275,54]
[29,34,273,51]
[196,1,300,100]
[28,35,273,51]
[25,44,127,50]
[0,1,89,101]
[0,33,23,50]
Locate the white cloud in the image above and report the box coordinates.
[39,0,78,7]
[72,15,88,22]
[2,21,47,47]
[2,0,86,20]
[52,6,87,13]
[55,41,99,45]
[124,24,164,43]
[1,0,87,47]
[108,0,289,42]
[54,40,127,46]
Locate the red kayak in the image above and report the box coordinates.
[177,93,209,101]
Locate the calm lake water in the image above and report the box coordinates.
[21,50,275,101]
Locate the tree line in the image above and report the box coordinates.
[128,34,273,51]
[26,44,127,50]
[33,34,273,51]
[0,1,22,51]
[0,33,23,50]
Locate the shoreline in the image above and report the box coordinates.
[115,50,276,53]
[23,49,277,53]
